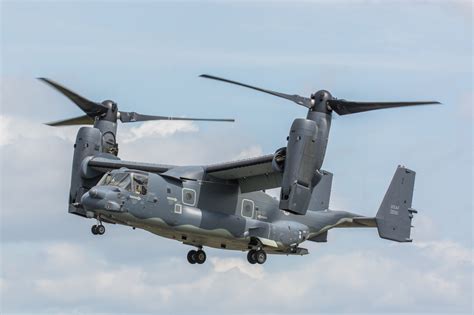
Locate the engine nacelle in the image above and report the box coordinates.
[279,118,320,215]
[69,127,103,216]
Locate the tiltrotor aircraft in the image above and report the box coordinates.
[39,75,438,265]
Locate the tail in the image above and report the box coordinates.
[375,166,417,242]
[307,170,333,211]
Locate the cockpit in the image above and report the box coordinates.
[98,170,149,195]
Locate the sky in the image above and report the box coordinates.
[0,0,472,314]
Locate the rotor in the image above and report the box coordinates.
[38,78,235,126]
[199,74,440,115]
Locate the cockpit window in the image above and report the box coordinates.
[98,172,148,195]
[132,174,148,195]
[99,172,127,186]
[117,175,131,191]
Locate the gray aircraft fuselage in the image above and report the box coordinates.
[81,167,355,255]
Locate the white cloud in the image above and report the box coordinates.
[411,213,437,241]
[0,116,15,146]
[413,240,474,266]
[0,114,201,147]
[212,257,264,280]
[2,240,472,314]
[120,120,199,143]
[0,114,78,146]
[233,145,264,160]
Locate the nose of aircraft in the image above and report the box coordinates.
[88,187,107,199]
[81,186,122,212]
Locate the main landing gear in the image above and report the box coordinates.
[187,249,206,264]
[247,249,267,264]
[91,224,105,235]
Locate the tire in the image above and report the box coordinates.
[187,250,197,264]
[91,225,98,235]
[195,250,206,264]
[256,250,267,264]
[97,225,105,235]
[247,250,257,264]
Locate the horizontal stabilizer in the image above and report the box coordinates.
[308,231,328,242]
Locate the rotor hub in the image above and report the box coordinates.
[310,90,333,113]
[101,100,117,112]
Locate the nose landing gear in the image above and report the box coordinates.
[187,249,206,264]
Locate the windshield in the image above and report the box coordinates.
[98,172,148,195]
[98,172,131,190]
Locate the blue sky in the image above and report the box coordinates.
[1,1,472,314]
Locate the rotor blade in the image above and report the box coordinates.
[38,78,108,116]
[119,111,235,123]
[45,114,95,126]
[200,74,312,108]
[327,100,441,115]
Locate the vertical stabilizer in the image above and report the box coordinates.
[307,171,333,211]
[376,166,417,242]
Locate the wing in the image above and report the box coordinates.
[205,154,282,192]
[87,154,282,192]
[87,156,174,174]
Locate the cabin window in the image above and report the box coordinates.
[182,188,196,206]
[241,199,254,218]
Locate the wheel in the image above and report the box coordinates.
[247,250,257,264]
[195,250,206,264]
[255,250,267,264]
[91,225,98,235]
[187,250,197,264]
[97,224,105,235]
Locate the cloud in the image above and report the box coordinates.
[0,114,201,147]
[0,115,76,146]
[120,120,199,143]
[212,257,265,280]
[2,239,472,314]
[413,240,474,266]
[233,145,264,160]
